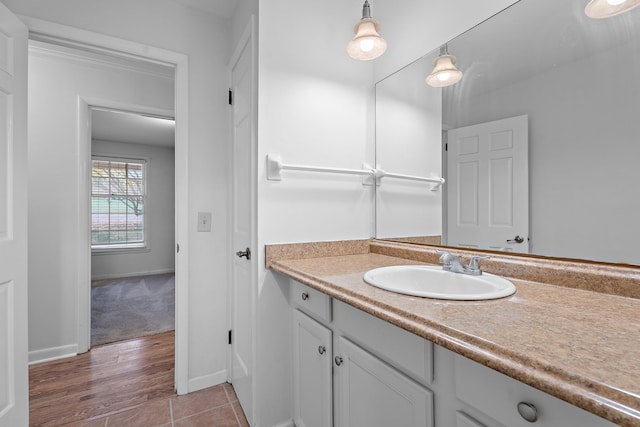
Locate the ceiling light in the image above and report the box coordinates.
[585,0,640,18]
[347,0,387,61]
[426,46,463,88]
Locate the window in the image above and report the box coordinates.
[91,157,147,250]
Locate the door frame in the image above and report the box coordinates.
[78,99,175,348]
[22,16,191,394]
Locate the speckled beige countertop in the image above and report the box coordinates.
[267,239,640,426]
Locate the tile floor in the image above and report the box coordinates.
[29,332,249,427]
[71,383,249,427]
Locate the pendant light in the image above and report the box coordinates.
[426,45,463,88]
[347,0,387,61]
[585,0,640,18]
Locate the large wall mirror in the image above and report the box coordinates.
[375,0,640,265]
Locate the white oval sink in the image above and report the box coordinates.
[363,265,516,300]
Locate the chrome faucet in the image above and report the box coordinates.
[437,251,490,276]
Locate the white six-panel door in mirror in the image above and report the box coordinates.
[446,115,529,253]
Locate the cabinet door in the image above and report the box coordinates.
[334,336,433,427]
[456,411,486,427]
[293,310,333,427]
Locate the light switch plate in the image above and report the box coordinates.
[197,212,212,232]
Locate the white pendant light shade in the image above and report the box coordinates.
[585,0,640,18]
[426,54,463,88]
[347,1,387,61]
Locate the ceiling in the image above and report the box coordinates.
[173,0,238,19]
[92,109,175,148]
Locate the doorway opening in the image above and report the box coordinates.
[89,108,176,346]
[26,31,189,391]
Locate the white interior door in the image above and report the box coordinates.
[446,115,529,253]
[229,21,255,425]
[0,4,29,426]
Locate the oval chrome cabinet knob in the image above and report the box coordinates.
[517,401,538,423]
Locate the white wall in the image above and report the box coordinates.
[258,1,375,246]
[26,44,174,361]
[91,140,175,280]
[5,0,231,387]
[444,41,640,264]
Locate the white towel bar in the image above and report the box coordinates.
[375,169,445,190]
[267,154,374,181]
[266,154,445,190]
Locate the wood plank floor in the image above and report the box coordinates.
[29,331,249,427]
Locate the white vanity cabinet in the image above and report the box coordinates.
[288,279,617,427]
[290,280,434,427]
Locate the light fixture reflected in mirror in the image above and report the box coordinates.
[426,45,463,88]
[347,0,387,61]
[585,0,640,18]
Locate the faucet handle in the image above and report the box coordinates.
[467,255,490,271]
[436,250,456,265]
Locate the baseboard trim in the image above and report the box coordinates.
[186,369,228,394]
[29,344,79,365]
[256,421,294,427]
[91,268,175,281]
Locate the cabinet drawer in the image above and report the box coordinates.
[454,355,616,427]
[290,280,332,322]
[333,299,433,386]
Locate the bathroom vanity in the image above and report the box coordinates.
[267,239,639,427]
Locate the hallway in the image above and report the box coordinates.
[29,332,248,426]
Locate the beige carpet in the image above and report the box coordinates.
[91,273,175,346]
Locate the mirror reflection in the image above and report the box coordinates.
[375,0,640,265]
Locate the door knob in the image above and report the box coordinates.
[507,235,525,244]
[236,248,251,260]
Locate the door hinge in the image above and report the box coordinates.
[228,89,233,106]
[228,329,232,345]
[176,243,180,253]
[445,143,448,151]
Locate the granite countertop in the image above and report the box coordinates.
[267,242,640,426]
